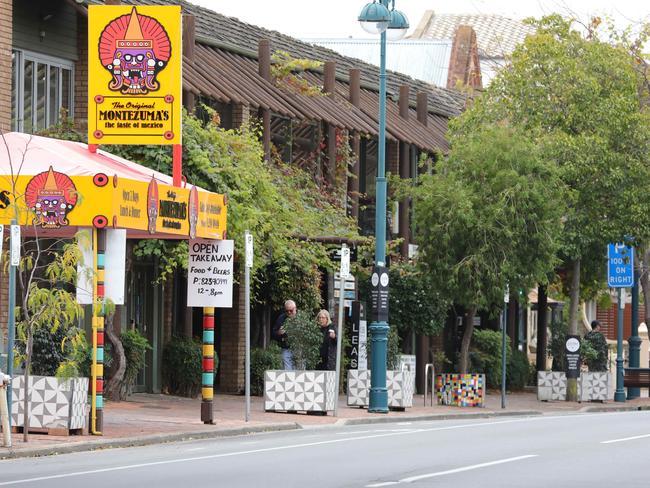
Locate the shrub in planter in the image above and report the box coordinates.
[582,329,608,371]
[470,329,512,389]
[162,337,216,398]
[251,344,283,396]
[284,310,322,370]
[29,326,69,377]
[507,349,531,390]
[549,319,567,371]
[57,331,113,379]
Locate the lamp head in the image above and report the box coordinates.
[386,9,409,40]
[358,1,391,35]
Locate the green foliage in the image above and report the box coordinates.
[162,337,205,397]
[22,326,68,377]
[56,331,113,380]
[250,344,283,396]
[133,240,189,284]
[549,320,568,371]
[470,329,511,389]
[508,349,532,391]
[432,350,452,374]
[111,109,358,310]
[407,125,565,373]
[36,108,85,142]
[271,51,324,97]
[388,261,448,336]
[120,329,151,398]
[15,240,85,375]
[580,339,597,368]
[263,255,322,314]
[409,126,565,312]
[583,329,609,371]
[284,310,322,370]
[356,260,448,338]
[367,324,401,371]
[451,16,650,334]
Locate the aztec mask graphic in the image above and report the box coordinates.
[99,7,171,95]
[25,166,78,229]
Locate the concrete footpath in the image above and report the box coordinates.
[2,390,650,459]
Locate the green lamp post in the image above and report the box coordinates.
[358,0,409,413]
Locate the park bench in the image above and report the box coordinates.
[623,368,650,388]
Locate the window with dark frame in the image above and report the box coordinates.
[11,50,74,133]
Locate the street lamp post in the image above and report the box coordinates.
[358,0,409,413]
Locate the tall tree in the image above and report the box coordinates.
[409,126,565,373]
[451,16,650,398]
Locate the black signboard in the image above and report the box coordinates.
[370,265,389,323]
[565,334,581,379]
[346,301,361,369]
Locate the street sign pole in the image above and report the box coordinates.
[333,244,350,417]
[6,221,19,426]
[615,287,626,402]
[244,231,253,422]
[607,243,633,403]
[628,266,641,399]
[501,285,509,409]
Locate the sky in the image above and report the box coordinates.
[189,0,649,39]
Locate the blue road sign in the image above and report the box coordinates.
[607,243,634,288]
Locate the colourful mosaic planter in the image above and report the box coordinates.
[436,373,485,407]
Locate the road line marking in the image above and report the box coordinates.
[601,433,650,444]
[366,455,538,487]
[336,429,414,435]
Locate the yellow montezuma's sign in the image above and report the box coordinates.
[88,5,182,145]
[0,167,227,240]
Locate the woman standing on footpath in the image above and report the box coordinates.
[317,309,337,371]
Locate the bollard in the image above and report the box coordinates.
[0,375,11,447]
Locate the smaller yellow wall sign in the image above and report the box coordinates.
[88,5,182,145]
[0,167,227,240]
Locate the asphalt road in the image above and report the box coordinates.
[1,411,649,487]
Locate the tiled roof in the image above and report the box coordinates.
[86,0,465,118]
[411,11,535,58]
[304,39,453,88]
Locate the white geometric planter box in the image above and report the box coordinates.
[537,371,567,401]
[11,375,89,431]
[537,371,612,402]
[346,370,415,408]
[264,370,336,413]
[579,372,612,402]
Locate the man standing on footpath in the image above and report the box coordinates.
[272,300,297,370]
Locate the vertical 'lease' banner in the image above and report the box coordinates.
[88,5,182,145]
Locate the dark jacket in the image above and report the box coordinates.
[318,324,337,371]
[272,312,290,349]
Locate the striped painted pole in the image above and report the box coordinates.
[201,307,215,424]
[91,228,106,434]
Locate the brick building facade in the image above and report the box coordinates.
[0,0,12,132]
